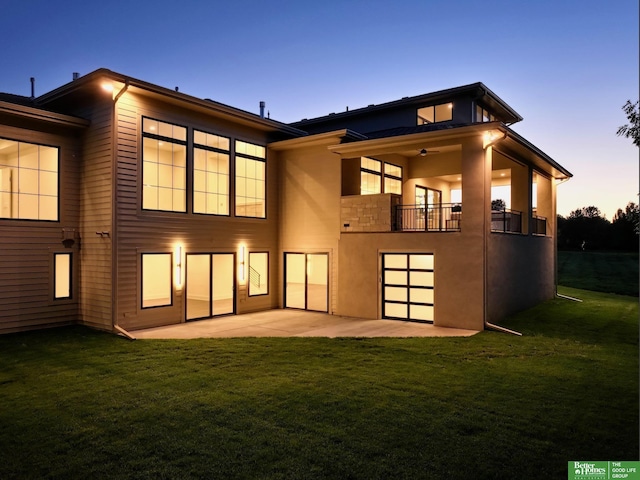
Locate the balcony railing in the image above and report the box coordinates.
[394,203,462,232]
[532,215,547,235]
[491,209,522,233]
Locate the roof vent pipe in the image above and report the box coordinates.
[259,101,265,118]
[30,77,35,99]
[73,72,79,81]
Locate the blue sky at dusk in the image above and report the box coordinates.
[2,0,638,219]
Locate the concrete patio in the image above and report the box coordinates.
[132,309,479,339]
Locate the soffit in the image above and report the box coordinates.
[0,100,89,128]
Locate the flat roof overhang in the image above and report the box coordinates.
[0,100,89,129]
[326,123,572,180]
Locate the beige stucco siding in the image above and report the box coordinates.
[337,232,486,330]
[486,234,555,322]
[277,143,342,313]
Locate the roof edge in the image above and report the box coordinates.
[36,69,306,137]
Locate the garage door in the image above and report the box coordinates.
[382,253,434,322]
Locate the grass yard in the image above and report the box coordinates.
[0,286,637,479]
[558,250,639,296]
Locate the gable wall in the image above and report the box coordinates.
[113,91,281,330]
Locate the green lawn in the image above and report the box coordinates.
[558,250,639,296]
[0,286,637,479]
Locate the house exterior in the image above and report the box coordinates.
[0,69,571,335]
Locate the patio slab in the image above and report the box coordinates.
[132,309,479,339]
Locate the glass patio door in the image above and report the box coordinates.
[186,253,235,320]
[284,253,328,312]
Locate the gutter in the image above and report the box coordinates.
[483,130,523,336]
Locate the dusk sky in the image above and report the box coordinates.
[2,0,638,219]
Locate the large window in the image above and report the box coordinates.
[141,253,173,308]
[360,158,402,195]
[235,140,266,218]
[0,138,58,221]
[54,252,72,299]
[417,103,452,125]
[193,130,230,215]
[248,252,269,296]
[142,118,187,213]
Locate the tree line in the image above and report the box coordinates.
[557,203,639,251]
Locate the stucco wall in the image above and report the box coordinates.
[486,233,555,322]
[337,231,486,331]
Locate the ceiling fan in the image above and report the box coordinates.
[418,148,440,156]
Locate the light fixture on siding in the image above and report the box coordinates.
[239,245,246,282]
[175,245,183,288]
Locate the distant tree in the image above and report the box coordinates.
[569,205,604,219]
[611,202,640,251]
[617,100,639,147]
[560,206,611,250]
[491,199,506,211]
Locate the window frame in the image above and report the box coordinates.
[360,158,402,195]
[141,117,188,214]
[383,162,403,195]
[234,140,267,219]
[417,103,453,125]
[248,251,269,297]
[476,104,496,123]
[0,137,60,222]
[193,129,231,217]
[53,251,73,300]
[140,252,174,309]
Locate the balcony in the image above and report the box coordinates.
[394,203,462,232]
[491,209,522,233]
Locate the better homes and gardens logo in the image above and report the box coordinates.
[568,461,640,480]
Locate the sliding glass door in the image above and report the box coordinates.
[186,253,235,320]
[284,253,328,312]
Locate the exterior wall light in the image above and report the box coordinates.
[175,245,183,288]
[239,245,246,282]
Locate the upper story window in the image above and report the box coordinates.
[360,157,403,195]
[384,163,403,195]
[0,138,58,221]
[417,103,453,125]
[360,157,381,195]
[193,130,230,216]
[142,118,187,213]
[476,105,496,123]
[235,140,266,218]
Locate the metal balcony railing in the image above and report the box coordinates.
[532,215,547,235]
[394,203,462,232]
[491,209,522,233]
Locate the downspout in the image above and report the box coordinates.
[482,130,522,336]
[110,80,136,340]
[553,176,575,302]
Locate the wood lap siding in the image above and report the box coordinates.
[114,93,281,330]
[77,102,114,330]
[0,124,82,333]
